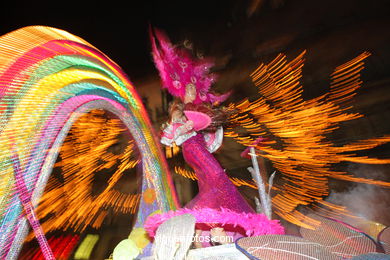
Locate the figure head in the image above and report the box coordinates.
[184,83,196,104]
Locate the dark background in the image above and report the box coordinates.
[1,0,240,79]
[1,0,389,93]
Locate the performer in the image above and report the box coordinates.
[145,28,284,247]
[152,29,253,213]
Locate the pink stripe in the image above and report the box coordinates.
[0,40,132,97]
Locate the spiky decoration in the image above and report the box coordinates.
[225,51,390,227]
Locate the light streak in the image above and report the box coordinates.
[227,51,390,226]
[23,110,140,241]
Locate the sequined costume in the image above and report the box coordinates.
[161,101,253,212]
[182,133,254,213]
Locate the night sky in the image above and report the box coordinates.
[1,0,389,85]
[0,0,239,80]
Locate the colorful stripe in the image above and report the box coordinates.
[0,26,179,259]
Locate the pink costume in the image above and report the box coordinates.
[146,28,284,243]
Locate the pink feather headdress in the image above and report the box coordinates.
[150,27,229,104]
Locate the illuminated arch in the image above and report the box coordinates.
[0,26,179,259]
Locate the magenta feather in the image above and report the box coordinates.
[150,27,218,104]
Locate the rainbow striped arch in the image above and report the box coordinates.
[0,26,179,259]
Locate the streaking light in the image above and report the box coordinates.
[226,51,390,227]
